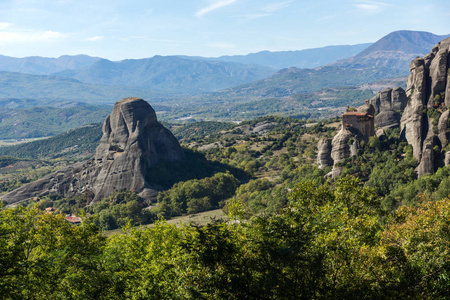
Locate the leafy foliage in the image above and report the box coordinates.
[0,123,103,159]
[3,176,450,298]
[157,172,240,218]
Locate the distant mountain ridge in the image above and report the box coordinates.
[54,56,276,92]
[0,30,448,109]
[0,54,101,75]
[220,31,450,100]
[331,31,450,72]
[0,71,172,104]
[209,43,372,69]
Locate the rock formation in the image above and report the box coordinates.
[1,97,186,204]
[400,37,450,176]
[317,103,375,177]
[369,87,408,129]
[317,87,408,177]
[317,138,333,169]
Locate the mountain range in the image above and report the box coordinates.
[0,54,101,75]
[0,30,447,117]
[54,56,275,92]
[331,30,450,72]
[188,43,372,69]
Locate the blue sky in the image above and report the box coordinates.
[0,0,449,60]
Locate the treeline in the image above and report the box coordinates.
[0,123,102,159]
[0,105,109,139]
[3,177,450,299]
[34,173,241,231]
[158,172,239,217]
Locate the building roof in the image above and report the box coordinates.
[65,216,82,223]
[342,111,368,116]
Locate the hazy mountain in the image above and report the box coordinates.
[54,56,276,92]
[209,43,372,69]
[212,66,399,100]
[0,71,174,104]
[217,30,449,100]
[0,55,101,75]
[0,103,108,139]
[331,30,450,72]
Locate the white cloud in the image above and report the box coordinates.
[86,36,104,42]
[354,1,389,14]
[0,22,13,30]
[196,0,238,17]
[0,29,66,44]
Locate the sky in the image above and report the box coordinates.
[0,0,449,60]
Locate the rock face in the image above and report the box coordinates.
[369,87,408,129]
[317,105,374,176]
[317,138,333,169]
[400,37,450,176]
[317,87,408,175]
[1,97,186,204]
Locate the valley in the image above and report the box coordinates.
[2,29,450,299]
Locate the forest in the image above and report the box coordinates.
[2,114,450,298]
[2,176,450,299]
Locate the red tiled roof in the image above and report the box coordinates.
[342,112,367,116]
[65,216,81,223]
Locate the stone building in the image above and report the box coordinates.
[341,110,375,139]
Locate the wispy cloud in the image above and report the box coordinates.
[85,36,104,42]
[0,22,13,30]
[0,28,66,44]
[261,1,293,13]
[196,0,238,18]
[237,1,293,21]
[354,1,389,14]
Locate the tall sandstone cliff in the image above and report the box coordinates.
[1,97,186,204]
[400,37,450,176]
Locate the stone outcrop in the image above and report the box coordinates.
[400,37,450,176]
[318,38,450,178]
[1,97,186,204]
[317,104,373,176]
[369,87,408,129]
[317,138,333,169]
[317,87,408,176]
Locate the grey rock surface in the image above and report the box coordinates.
[317,138,333,170]
[400,37,450,176]
[375,110,402,129]
[445,151,450,166]
[1,97,185,204]
[400,57,427,161]
[329,128,360,178]
[369,87,408,115]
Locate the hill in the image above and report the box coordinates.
[211,31,448,101]
[54,56,275,92]
[0,102,109,139]
[0,71,176,104]
[211,43,372,69]
[332,30,450,72]
[0,54,101,75]
[0,123,103,159]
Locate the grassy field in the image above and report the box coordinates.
[0,137,50,147]
[104,209,227,236]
